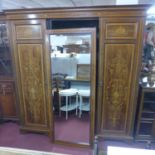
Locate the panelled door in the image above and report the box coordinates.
[97,18,145,140]
[10,20,52,134]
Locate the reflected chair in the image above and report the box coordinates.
[52,73,68,93]
[78,89,90,118]
[52,73,68,111]
[59,88,78,120]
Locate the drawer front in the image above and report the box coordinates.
[0,81,17,119]
[0,82,14,94]
[0,94,16,117]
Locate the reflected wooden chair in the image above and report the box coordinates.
[52,73,68,94]
[78,89,90,118]
[52,73,68,111]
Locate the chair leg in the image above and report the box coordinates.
[79,96,82,118]
[76,94,78,116]
[66,96,68,120]
[80,110,82,118]
[59,95,61,117]
[93,136,99,155]
[79,107,81,118]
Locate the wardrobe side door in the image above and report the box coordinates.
[17,44,47,125]
[103,44,135,130]
[10,20,51,133]
[98,18,144,140]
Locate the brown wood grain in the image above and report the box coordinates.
[9,20,52,134]
[4,5,149,20]
[16,25,42,40]
[17,44,47,125]
[97,17,145,140]
[0,81,17,120]
[5,5,147,142]
[106,23,138,39]
[102,44,135,131]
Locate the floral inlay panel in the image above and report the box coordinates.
[102,44,134,131]
[106,23,137,39]
[18,44,47,125]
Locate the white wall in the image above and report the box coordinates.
[51,53,90,77]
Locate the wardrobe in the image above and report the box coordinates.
[0,5,149,144]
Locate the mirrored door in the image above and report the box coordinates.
[46,28,96,146]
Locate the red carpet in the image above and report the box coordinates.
[0,122,92,155]
[1,122,154,154]
[54,113,90,144]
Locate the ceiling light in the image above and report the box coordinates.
[28,14,36,19]
[30,20,37,24]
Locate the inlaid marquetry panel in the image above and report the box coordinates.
[102,44,135,131]
[106,23,138,39]
[16,25,42,40]
[17,44,47,126]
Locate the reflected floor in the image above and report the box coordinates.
[54,112,90,144]
[0,122,92,155]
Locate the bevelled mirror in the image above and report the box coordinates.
[46,28,96,146]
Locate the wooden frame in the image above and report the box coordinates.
[77,64,90,80]
[45,28,96,147]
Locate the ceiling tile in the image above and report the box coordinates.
[3,0,43,9]
[139,0,155,4]
[1,0,155,10]
[29,0,58,7]
[46,0,73,7]
[93,0,116,6]
[72,0,93,6]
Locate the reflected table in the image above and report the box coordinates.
[78,89,90,118]
[59,88,78,120]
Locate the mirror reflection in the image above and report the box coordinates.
[50,30,92,144]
